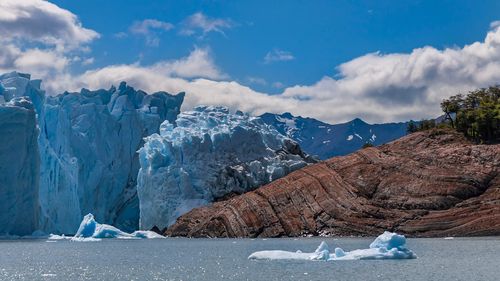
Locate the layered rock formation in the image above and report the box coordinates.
[167,129,500,237]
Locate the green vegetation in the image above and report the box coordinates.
[441,86,500,143]
[407,86,499,144]
[407,119,437,134]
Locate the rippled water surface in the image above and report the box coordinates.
[0,237,499,280]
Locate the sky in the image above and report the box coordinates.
[1,0,500,123]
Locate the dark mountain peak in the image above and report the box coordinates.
[350,117,368,125]
[280,112,295,119]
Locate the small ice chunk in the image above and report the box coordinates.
[335,247,345,257]
[70,213,164,241]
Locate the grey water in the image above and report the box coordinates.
[0,237,499,281]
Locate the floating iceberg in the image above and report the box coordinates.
[137,106,315,230]
[248,232,417,261]
[69,214,164,241]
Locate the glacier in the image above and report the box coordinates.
[38,81,184,234]
[1,72,317,236]
[248,232,417,261]
[0,95,40,236]
[137,106,315,230]
[0,72,184,235]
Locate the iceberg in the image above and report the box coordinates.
[248,232,417,261]
[69,213,164,241]
[137,106,315,230]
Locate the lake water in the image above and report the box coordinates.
[0,237,499,281]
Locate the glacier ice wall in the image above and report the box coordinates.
[137,106,315,230]
[39,82,185,233]
[0,72,184,234]
[0,75,40,236]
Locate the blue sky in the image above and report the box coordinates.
[51,0,500,92]
[1,0,500,123]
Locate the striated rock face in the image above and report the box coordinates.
[166,129,500,237]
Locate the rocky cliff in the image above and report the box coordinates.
[166,129,500,237]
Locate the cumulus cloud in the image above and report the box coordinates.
[280,24,500,122]
[129,19,174,46]
[43,47,228,93]
[62,23,500,124]
[264,49,295,64]
[152,47,227,80]
[180,12,233,37]
[0,0,98,89]
[0,0,99,50]
[3,0,500,125]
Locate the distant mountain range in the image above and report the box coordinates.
[260,112,409,159]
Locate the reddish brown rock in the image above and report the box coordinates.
[166,129,500,237]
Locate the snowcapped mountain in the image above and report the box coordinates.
[260,112,409,159]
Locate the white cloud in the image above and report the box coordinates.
[0,0,99,95]
[3,1,500,125]
[280,24,500,122]
[62,23,500,124]
[264,49,295,64]
[151,47,227,80]
[14,49,69,74]
[0,0,99,50]
[180,12,233,37]
[42,47,228,93]
[129,19,174,46]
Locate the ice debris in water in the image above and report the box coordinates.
[248,231,417,261]
[48,214,164,241]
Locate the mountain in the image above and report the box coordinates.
[137,106,314,231]
[166,129,500,238]
[260,112,409,159]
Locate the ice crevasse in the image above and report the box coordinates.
[248,231,417,261]
[137,106,316,230]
